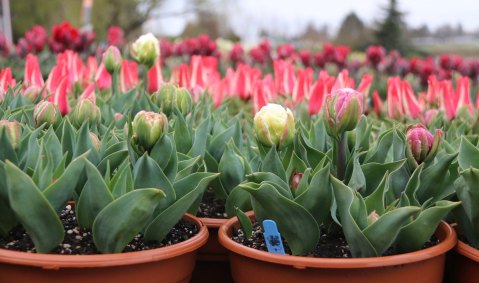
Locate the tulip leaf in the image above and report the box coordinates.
[188,117,210,158]
[295,165,333,225]
[246,172,292,199]
[176,155,201,180]
[362,159,406,195]
[0,162,17,236]
[133,154,175,211]
[73,122,100,165]
[242,182,320,256]
[93,188,165,254]
[43,153,88,213]
[150,135,178,182]
[364,172,389,215]
[348,153,366,192]
[455,168,479,247]
[5,161,64,253]
[395,201,461,253]
[144,173,218,242]
[417,153,458,203]
[294,168,311,197]
[331,176,377,257]
[362,206,421,255]
[236,207,253,238]
[459,136,479,169]
[285,152,308,182]
[262,146,287,182]
[226,184,254,217]
[209,124,237,161]
[76,160,114,229]
[110,161,134,198]
[403,164,423,206]
[219,140,246,194]
[172,172,219,214]
[97,149,129,175]
[365,129,393,163]
[173,113,192,154]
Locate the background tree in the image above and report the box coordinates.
[375,0,408,52]
[10,0,164,41]
[335,12,372,50]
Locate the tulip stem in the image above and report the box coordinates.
[336,133,347,180]
[112,70,120,98]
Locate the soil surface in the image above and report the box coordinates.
[232,222,439,258]
[196,188,227,219]
[0,205,198,254]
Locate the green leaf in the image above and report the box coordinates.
[43,153,88,213]
[348,153,366,192]
[172,172,219,215]
[226,184,254,217]
[110,161,134,198]
[242,183,320,256]
[417,153,458,203]
[456,168,479,246]
[295,165,333,225]
[188,117,210,158]
[219,140,246,194]
[362,206,421,255]
[5,161,64,253]
[395,201,461,253]
[133,154,175,211]
[246,172,292,199]
[76,161,114,229]
[93,188,165,253]
[362,159,406,195]
[173,113,192,154]
[262,146,287,182]
[0,162,17,236]
[144,173,218,242]
[97,150,129,175]
[330,176,377,257]
[403,164,423,206]
[236,208,253,238]
[364,172,389,215]
[459,136,479,169]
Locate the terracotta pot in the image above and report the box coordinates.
[0,214,208,283]
[196,217,228,261]
[218,213,457,283]
[190,217,233,283]
[446,227,479,283]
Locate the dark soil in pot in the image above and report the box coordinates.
[196,188,227,219]
[232,222,439,258]
[0,204,199,254]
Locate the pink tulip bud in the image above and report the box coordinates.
[367,210,380,225]
[405,124,442,167]
[324,88,363,138]
[103,46,122,75]
[290,171,303,191]
[0,120,20,149]
[34,100,60,127]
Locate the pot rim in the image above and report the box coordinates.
[198,216,228,228]
[218,212,457,269]
[456,240,479,262]
[0,213,208,269]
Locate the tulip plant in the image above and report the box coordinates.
[228,89,461,257]
[2,30,479,260]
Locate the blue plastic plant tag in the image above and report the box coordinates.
[262,219,286,255]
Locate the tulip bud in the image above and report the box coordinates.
[290,171,303,192]
[324,88,363,138]
[71,98,101,128]
[153,84,192,116]
[89,132,101,152]
[33,100,60,127]
[254,103,295,149]
[24,85,42,101]
[367,210,380,225]
[131,33,159,68]
[0,120,20,149]
[131,110,168,152]
[103,46,122,75]
[405,124,442,168]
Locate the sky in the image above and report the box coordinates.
[146,0,479,42]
